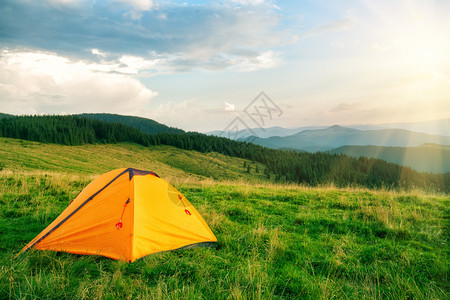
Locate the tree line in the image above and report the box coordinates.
[77,113,184,135]
[0,115,447,193]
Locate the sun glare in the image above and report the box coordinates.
[365,0,449,74]
[404,28,449,72]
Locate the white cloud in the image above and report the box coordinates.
[113,49,282,74]
[157,13,167,20]
[224,102,235,111]
[115,0,154,11]
[230,50,282,71]
[0,46,281,119]
[0,50,157,115]
[369,43,390,53]
[45,0,80,5]
[117,55,160,74]
[45,0,154,19]
[91,48,106,57]
[115,0,153,19]
[231,0,267,6]
[301,13,357,40]
[2,1,287,72]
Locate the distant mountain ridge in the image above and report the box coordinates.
[346,118,450,136]
[244,125,450,152]
[207,126,327,139]
[207,118,450,139]
[329,144,450,174]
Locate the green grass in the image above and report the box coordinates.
[0,137,267,183]
[0,138,448,299]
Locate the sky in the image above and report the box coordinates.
[0,0,449,132]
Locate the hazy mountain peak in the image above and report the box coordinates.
[326,125,359,132]
[250,126,450,152]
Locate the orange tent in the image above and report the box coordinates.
[20,168,217,262]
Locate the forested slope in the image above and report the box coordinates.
[0,115,447,192]
[77,113,184,135]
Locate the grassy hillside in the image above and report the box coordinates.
[329,144,450,174]
[0,138,448,298]
[0,137,267,183]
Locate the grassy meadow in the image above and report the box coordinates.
[0,137,448,299]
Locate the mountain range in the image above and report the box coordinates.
[242,125,450,152]
[329,144,450,174]
[207,126,327,139]
[207,118,450,138]
[2,112,449,173]
[345,118,450,136]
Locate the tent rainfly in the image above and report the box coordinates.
[20,168,217,262]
